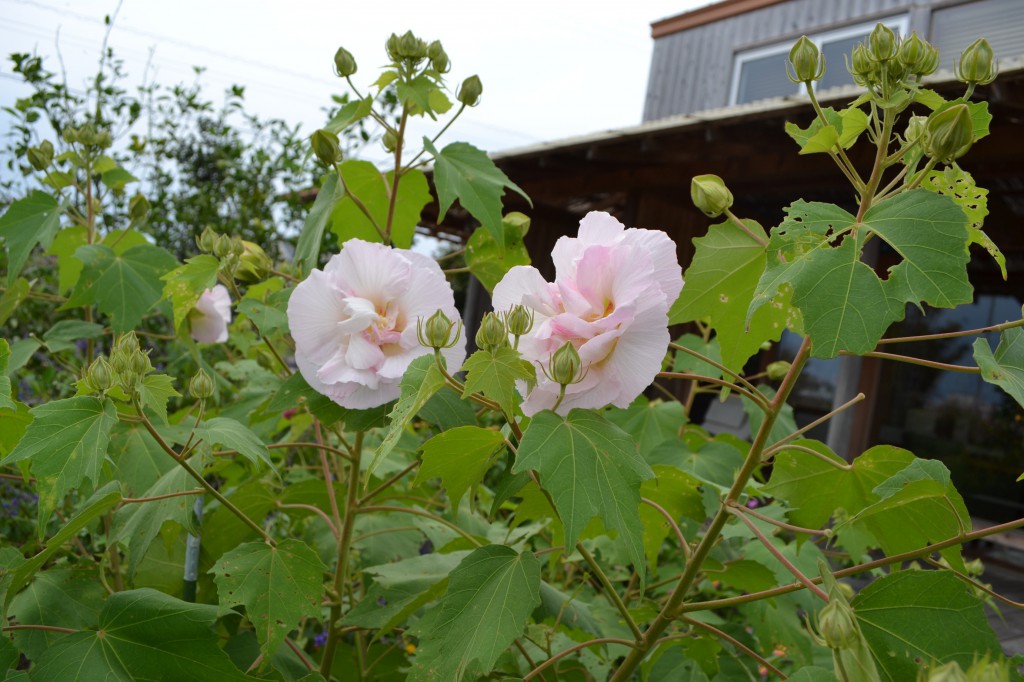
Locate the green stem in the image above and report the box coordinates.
[383,110,408,244]
[609,337,812,681]
[577,543,644,641]
[657,372,769,409]
[681,616,787,679]
[878,317,1024,344]
[806,83,864,192]
[358,504,482,547]
[669,340,764,397]
[523,638,637,681]
[845,350,980,374]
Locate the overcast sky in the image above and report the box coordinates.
[0,0,712,160]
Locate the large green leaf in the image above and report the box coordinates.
[0,340,13,411]
[197,417,272,468]
[606,399,685,459]
[161,254,220,330]
[424,139,530,245]
[0,190,62,285]
[464,213,531,291]
[764,441,913,530]
[513,409,653,574]
[1,396,117,527]
[47,225,88,294]
[409,545,540,682]
[414,426,505,510]
[669,217,793,371]
[973,327,1024,411]
[8,568,105,659]
[294,171,344,276]
[852,571,1001,681]
[922,167,1002,279]
[29,588,253,681]
[330,160,431,248]
[368,355,446,480]
[784,105,868,154]
[108,422,175,495]
[65,243,177,332]
[266,371,346,427]
[210,539,326,660]
[40,320,105,353]
[460,347,534,416]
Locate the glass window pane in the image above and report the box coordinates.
[735,52,794,104]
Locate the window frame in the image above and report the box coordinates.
[727,14,910,106]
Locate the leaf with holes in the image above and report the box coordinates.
[161,254,220,329]
[670,217,794,372]
[210,539,326,661]
[409,545,540,682]
[513,409,653,576]
[922,167,1001,278]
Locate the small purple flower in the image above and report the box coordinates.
[313,631,328,648]
[418,539,434,555]
[746,498,761,509]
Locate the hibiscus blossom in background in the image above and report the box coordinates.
[287,239,465,409]
[492,211,683,416]
[190,284,232,344]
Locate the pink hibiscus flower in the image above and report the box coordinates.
[287,239,465,409]
[190,284,232,344]
[492,211,682,415]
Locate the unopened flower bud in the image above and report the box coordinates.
[816,599,859,650]
[766,361,791,381]
[850,43,877,86]
[476,312,508,352]
[928,662,968,682]
[95,130,112,149]
[129,350,152,377]
[457,75,483,107]
[61,126,79,144]
[956,38,997,87]
[311,129,342,166]
[505,304,535,337]
[236,240,273,284]
[115,331,140,357]
[397,30,427,61]
[427,40,449,73]
[899,32,939,77]
[965,656,1010,682]
[213,234,233,258]
[788,36,824,83]
[835,582,855,602]
[905,115,928,143]
[418,309,461,350]
[88,356,114,392]
[129,193,150,222]
[385,33,401,62]
[229,236,245,258]
[924,103,974,163]
[189,369,215,399]
[549,342,583,387]
[690,174,733,218]
[382,130,398,153]
[868,23,897,62]
[27,140,53,171]
[333,46,357,77]
[197,227,218,253]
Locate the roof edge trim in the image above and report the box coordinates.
[652,0,790,38]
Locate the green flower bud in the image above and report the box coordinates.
[197,226,218,253]
[27,140,53,171]
[333,46,357,77]
[923,103,974,163]
[505,304,535,337]
[928,662,968,682]
[129,349,152,378]
[311,129,342,166]
[235,240,273,284]
[905,115,928,143]
[213,233,233,258]
[396,30,427,61]
[964,558,984,577]
[78,123,97,146]
[816,599,859,650]
[129,193,151,222]
[849,43,877,87]
[899,32,939,77]
[965,656,1010,682]
[88,356,114,392]
[457,75,483,107]
[787,36,824,83]
[427,40,449,73]
[418,309,461,350]
[95,130,113,149]
[189,369,215,399]
[690,174,734,218]
[868,23,897,62]
[385,33,401,62]
[835,582,855,602]
[229,236,245,258]
[766,361,791,381]
[956,38,997,87]
[382,130,398,153]
[549,341,583,387]
[475,312,508,352]
[61,126,79,144]
[115,331,140,357]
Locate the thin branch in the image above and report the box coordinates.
[923,557,1024,610]
[577,543,644,641]
[2,624,77,633]
[358,460,420,506]
[680,617,787,679]
[845,350,981,374]
[286,638,316,671]
[727,506,830,602]
[877,318,1024,345]
[763,442,852,469]
[766,392,865,452]
[657,372,769,409]
[668,341,763,398]
[277,502,339,539]
[213,441,353,462]
[642,497,692,560]
[523,638,637,681]
[358,505,482,547]
[734,503,829,536]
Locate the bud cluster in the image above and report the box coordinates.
[196,228,272,284]
[26,140,54,171]
[845,25,940,99]
[81,332,155,399]
[475,312,508,353]
[60,123,113,149]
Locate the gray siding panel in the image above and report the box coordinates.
[643,0,916,121]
